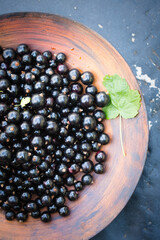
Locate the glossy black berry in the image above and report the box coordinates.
[43,179,53,189]
[64,148,75,159]
[31,210,40,219]
[74,153,84,164]
[83,116,96,131]
[10,60,21,72]
[50,74,62,87]
[43,50,52,60]
[38,162,48,172]
[0,148,11,164]
[20,122,30,134]
[82,174,93,185]
[0,132,10,145]
[34,81,45,92]
[96,91,110,107]
[41,195,52,206]
[31,136,44,148]
[81,160,93,173]
[49,185,59,196]
[31,115,46,130]
[59,185,68,196]
[48,203,57,213]
[17,44,29,56]
[2,202,11,211]
[94,163,104,174]
[74,181,83,191]
[41,211,51,222]
[98,133,110,145]
[94,109,106,122]
[53,174,63,186]
[68,112,81,126]
[46,121,59,135]
[68,68,80,82]
[70,83,83,94]
[22,54,32,65]
[85,131,98,142]
[56,94,69,107]
[57,64,68,74]
[92,142,101,152]
[49,59,57,68]
[56,52,66,63]
[57,163,68,175]
[86,85,97,96]
[20,192,31,202]
[8,195,19,206]
[35,197,43,209]
[80,143,92,153]
[81,71,94,85]
[31,94,45,109]
[95,151,107,162]
[16,150,30,163]
[26,201,37,212]
[0,189,7,201]
[96,123,104,133]
[16,211,28,222]
[65,175,75,186]
[3,48,16,62]
[0,79,10,91]
[80,94,94,107]
[68,163,80,174]
[68,190,78,201]
[59,206,70,216]
[0,92,9,102]
[4,185,14,195]
[55,196,65,207]
[21,110,32,122]
[25,72,35,83]
[5,210,15,221]
[36,54,47,65]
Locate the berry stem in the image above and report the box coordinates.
[119,114,126,156]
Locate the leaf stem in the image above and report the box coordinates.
[119,115,126,156]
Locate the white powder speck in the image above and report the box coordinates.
[131,37,135,42]
[74,6,77,10]
[134,65,157,89]
[132,33,135,36]
[98,24,103,29]
[156,88,160,99]
[149,121,152,130]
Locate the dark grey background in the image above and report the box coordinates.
[1,0,160,239]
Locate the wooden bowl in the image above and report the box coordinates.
[0,12,148,240]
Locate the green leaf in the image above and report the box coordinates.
[20,97,31,108]
[116,90,141,119]
[105,90,141,119]
[103,103,119,119]
[102,74,141,156]
[103,74,130,94]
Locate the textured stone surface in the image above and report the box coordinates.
[1,0,160,239]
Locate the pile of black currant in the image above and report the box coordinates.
[0,44,110,223]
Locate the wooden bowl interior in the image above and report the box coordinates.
[0,13,148,240]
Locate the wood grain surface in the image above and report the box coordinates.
[0,12,148,240]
